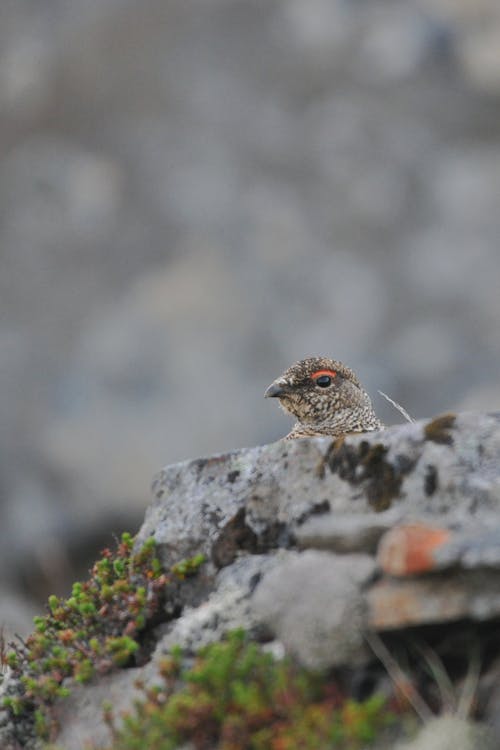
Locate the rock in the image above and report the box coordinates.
[140,412,500,565]
[377,522,452,575]
[5,412,500,749]
[136,412,500,635]
[434,524,500,569]
[252,550,375,669]
[156,554,279,654]
[53,669,145,750]
[366,569,500,629]
[394,715,497,750]
[296,508,404,553]
[138,437,330,565]
[378,520,500,576]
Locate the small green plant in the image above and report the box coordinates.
[171,553,206,579]
[102,630,395,750]
[2,534,206,742]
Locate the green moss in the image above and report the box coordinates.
[2,533,206,742]
[100,630,396,750]
[171,553,206,579]
[2,696,25,716]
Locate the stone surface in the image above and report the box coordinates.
[53,669,146,750]
[394,715,497,750]
[4,413,500,748]
[296,508,405,553]
[139,438,329,565]
[366,571,500,629]
[156,554,279,654]
[135,413,500,638]
[252,550,375,669]
[378,520,500,576]
[377,523,452,576]
[139,412,500,568]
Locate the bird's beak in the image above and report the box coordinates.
[265,381,287,398]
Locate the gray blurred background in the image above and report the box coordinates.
[2,0,500,634]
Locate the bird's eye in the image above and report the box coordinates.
[315,375,332,388]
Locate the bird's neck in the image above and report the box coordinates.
[287,408,384,440]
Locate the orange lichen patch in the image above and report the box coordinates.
[377,523,451,576]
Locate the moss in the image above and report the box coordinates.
[2,534,206,743]
[100,630,397,750]
[322,439,415,511]
[171,553,207,579]
[424,414,456,445]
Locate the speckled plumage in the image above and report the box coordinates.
[265,356,384,440]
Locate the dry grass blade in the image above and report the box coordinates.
[414,642,456,713]
[364,630,432,722]
[378,391,415,423]
[456,644,481,719]
[413,639,481,719]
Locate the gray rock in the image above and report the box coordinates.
[252,550,375,669]
[296,508,404,553]
[138,412,500,636]
[375,517,500,579]
[434,524,500,570]
[157,554,279,654]
[54,669,145,750]
[138,437,329,564]
[367,569,500,629]
[6,413,500,749]
[139,413,500,568]
[394,716,497,750]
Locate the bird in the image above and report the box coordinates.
[265,356,384,440]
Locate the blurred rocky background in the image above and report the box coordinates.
[1,0,500,635]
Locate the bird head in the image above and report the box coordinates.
[264,356,369,426]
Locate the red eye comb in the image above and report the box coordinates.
[312,369,337,379]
